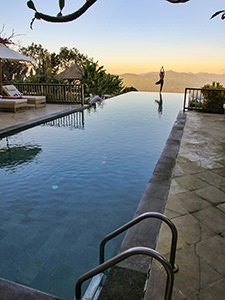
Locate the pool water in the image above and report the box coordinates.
[0,92,183,299]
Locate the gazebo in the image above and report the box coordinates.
[58,64,83,84]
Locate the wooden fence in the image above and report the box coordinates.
[7,83,85,105]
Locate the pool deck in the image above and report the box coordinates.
[0,104,225,300]
[0,103,88,138]
[145,111,225,299]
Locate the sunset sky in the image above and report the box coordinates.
[1,0,225,74]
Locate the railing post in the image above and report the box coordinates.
[183,88,187,112]
[81,84,84,106]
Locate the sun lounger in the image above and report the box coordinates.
[0,97,27,113]
[3,85,46,107]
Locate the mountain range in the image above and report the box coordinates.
[119,71,225,93]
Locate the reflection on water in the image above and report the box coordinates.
[42,102,106,130]
[0,92,184,300]
[43,111,85,129]
[86,100,106,113]
[155,93,163,116]
[0,137,42,173]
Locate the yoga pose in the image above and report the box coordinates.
[155,92,163,116]
[155,66,165,92]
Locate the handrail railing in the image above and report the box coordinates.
[99,212,178,272]
[3,82,85,105]
[183,87,225,112]
[75,246,174,300]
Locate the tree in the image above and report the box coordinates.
[58,47,91,70]
[27,0,224,28]
[0,26,28,83]
[81,61,124,97]
[0,26,17,46]
[19,43,61,83]
[201,82,225,112]
[19,43,93,83]
[2,60,28,83]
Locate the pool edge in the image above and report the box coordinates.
[98,110,186,299]
[0,105,88,139]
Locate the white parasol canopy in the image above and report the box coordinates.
[0,43,35,94]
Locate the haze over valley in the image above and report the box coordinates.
[119,71,225,93]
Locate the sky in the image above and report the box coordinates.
[1,0,225,74]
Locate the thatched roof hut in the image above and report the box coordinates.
[58,64,83,81]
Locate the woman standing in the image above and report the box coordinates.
[155,66,165,92]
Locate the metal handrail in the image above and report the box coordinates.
[183,87,225,112]
[99,212,178,272]
[75,246,174,300]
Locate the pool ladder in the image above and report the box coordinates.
[74,212,178,300]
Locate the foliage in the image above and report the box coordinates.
[27,0,224,27]
[2,39,125,94]
[81,61,124,97]
[189,98,203,109]
[1,29,125,94]
[19,43,61,83]
[2,60,28,83]
[0,26,16,46]
[201,82,225,111]
[121,86,138,93]
[18,43,91,83]
[58,46,91,69]
[0,27,28,83]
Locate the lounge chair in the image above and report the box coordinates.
[0,96,27,113]
[3,85,46,107]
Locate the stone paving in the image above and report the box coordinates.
[0,103,86,137]
[145,112,225,300]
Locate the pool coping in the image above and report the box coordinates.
[98,110,186,299]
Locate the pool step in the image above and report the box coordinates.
[82,273,104,300]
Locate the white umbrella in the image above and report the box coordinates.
[0,43,35,95]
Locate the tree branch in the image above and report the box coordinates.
[27,0,224,28]
[165,0,190,3]
[28,0,98,28]
[38,0,98,22]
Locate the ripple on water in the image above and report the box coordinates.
[0,92,183,299]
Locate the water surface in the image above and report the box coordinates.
[0,92,183,299]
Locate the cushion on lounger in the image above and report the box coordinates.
[3,85,22,97]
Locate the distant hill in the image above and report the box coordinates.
[119,71,225,93]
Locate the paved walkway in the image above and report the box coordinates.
[0,104,82,129]
[146,112,225,299]
[0,103,86,137]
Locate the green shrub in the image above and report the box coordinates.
[201,82,225,111]
[189,98,203,108]
[121,86,138,93]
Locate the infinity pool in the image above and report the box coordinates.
[0,92,183,299]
